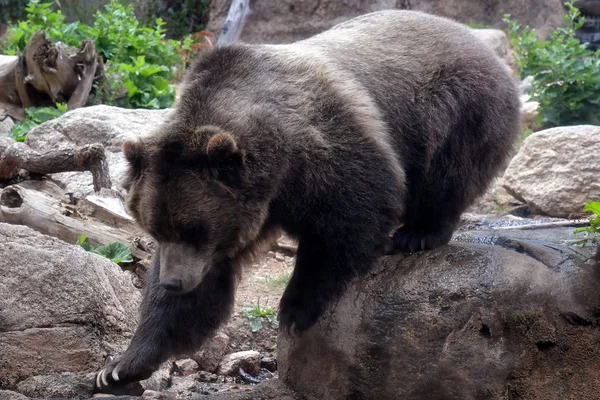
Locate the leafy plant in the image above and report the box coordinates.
[2,0,186,110]
[1,0,85,54]
[0,0,29,25]
[116,56,175,108]
[77,235,133,265]
[574,201,600,234]
[138,0,212,39]
[2,104,66,142]
[241,299,279,333]
[504,2,600,127]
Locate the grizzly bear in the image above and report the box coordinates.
[95,9,520,389]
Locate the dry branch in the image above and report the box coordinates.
[0,137,111,192]
[0,181,151,260]
[217,0,252,47]
[0,55,25,120]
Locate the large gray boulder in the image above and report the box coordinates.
[503,125,600,218]
[24,105,172,198]
[0,223,141,390]
[208,0,566,44]
[277,224,600,399]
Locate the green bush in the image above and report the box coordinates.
[504,1,600,127]
[138,0,211,39]
[0,0,29,24]
[3,104,67,142]
[1,0,183,109]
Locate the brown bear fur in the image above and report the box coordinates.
[95,9,520,390]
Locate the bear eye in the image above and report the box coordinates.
[178,221,209,246]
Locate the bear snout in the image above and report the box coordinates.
[159,277,184,293]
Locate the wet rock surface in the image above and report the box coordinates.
[278,222,600,399]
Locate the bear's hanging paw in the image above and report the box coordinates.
[391,225,454,254]
[93,356,153,395]
[278,290,324,335]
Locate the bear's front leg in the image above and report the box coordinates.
[94,248,237,392]
[278,236,373,334]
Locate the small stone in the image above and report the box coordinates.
[175,358,199,376]
[218,350,261,376]
[267,251,276,258]
[276,235,298,253]
[260,356,278,372]
[0,116,14,135]
[275,253,285,262]
[191,331,230,373]
[141,390,177,400]
[195,370,218,382]
[0,390,29,400]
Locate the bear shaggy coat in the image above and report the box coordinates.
[95,10,520,389]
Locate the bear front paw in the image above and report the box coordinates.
[93,357,151,395]
[391,225,453,253]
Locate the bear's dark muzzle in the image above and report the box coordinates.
[160,278,183,293]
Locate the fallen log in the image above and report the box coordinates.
[0,180,151,260]
[0,136,111,192]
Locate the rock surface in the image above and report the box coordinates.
[218,351,261,377]
[0,116,14,134]
[208,0,566,44]
[0,223,141,390]
[0,391,29,400]
[503,125,600,218]
[469,28,514,69]
[278,224,600,399]
[175,359,200,376]
[192,331,230,373]
[24,105,172,197]
[15,373,96,399]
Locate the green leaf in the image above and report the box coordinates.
[250,317,263,333]
[91,242,133,264]
[583,201,600,216]
[266,314,279,329]
[76,235,94,251]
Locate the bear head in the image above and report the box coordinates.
[122,125,263,294]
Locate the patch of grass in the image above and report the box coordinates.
[241,299,278,333]
[262,270,291,290]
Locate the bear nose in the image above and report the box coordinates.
[159,278,183,293]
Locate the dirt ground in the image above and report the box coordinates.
[221,240,296,355]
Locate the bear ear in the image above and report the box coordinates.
[206,133,244,185]
[206,133,243,166]
[122,139,143,165]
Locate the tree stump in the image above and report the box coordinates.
[0,30,104,120]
